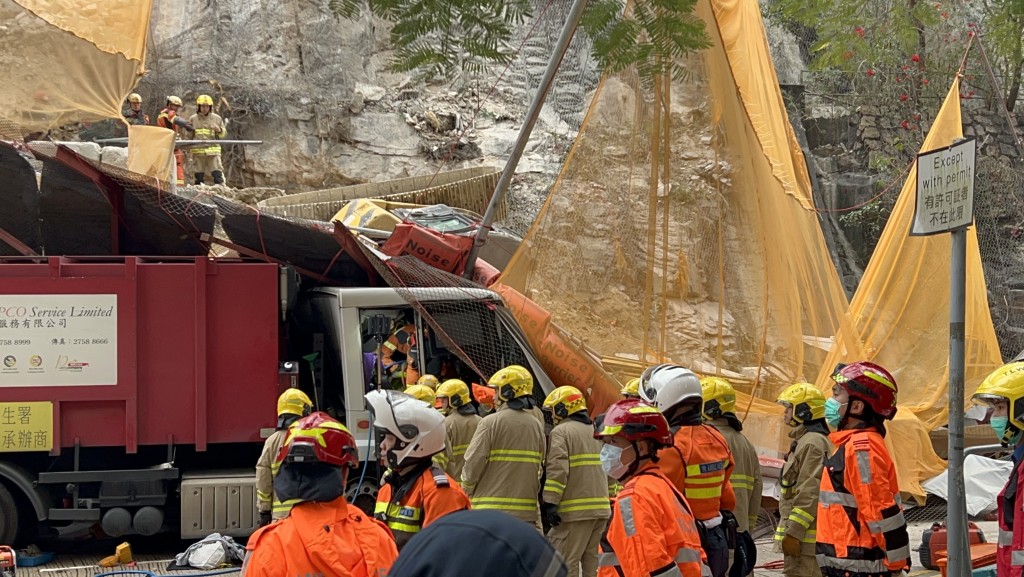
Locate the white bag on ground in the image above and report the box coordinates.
[922,454,1013,516]
[174,533,246,569]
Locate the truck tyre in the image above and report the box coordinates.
[0,481,19,544]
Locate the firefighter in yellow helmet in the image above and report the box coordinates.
[417,374,440,390]
[462,365,546,528]
[404,384,436,405]
[123,93,149,126]
[434,379,481,478]
[775,383,831,577]
[972,362,1024,576]
[620,378,641,399]
[188,94,226,185]
[256,388,313,526]
[541,386,609,577]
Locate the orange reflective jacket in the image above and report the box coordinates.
[816,428,910,577]
[598,462,710,577]
[374,463,470,550]
[242,496,398,577]
[658,424,735,521]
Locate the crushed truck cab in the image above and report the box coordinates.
[0,256,552,544]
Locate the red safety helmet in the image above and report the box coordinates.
[275,411,359,469]
[594,398,673,446]
[831,361,898,420]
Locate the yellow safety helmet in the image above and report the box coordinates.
[197,94,214,106]
[700,376,736,420]
[776,382,826,427]
[416,374,440,390]
[277,388,313,418]
[620,378,641,398]
[404,384,436,406]
[543,386,587,422]
[973,362,1024,444]
[166,95,183,107]
[435,379,471,409]
[489,365,533,402]
[127,93,142,103]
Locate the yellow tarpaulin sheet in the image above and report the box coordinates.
[0,0,151,134]
[127,125,176,182]
[884,411,948,505]
[816,78,1003,431]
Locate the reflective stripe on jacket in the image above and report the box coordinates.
[188,112,224,155]
[256,430,289,519]
[241,496,397,577]
[816,428,910,576]
[598,462,710,577]
[461,404,545,525]
[997,456,1024,574]
[775,425,830,556]
[374,463,470,550]
[658,423,735,521]
[441,408,482,481]
[542,418,611,522]
[709,417,762,532]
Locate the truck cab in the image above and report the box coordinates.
[0,258,553,544]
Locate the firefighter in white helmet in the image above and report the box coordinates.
[462,365,545,528]
[366,389,470,550]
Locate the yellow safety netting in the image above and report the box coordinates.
[816,78,1003,431]
[127,125,175,182]
[0,0,151,134]
[498,0,850,454]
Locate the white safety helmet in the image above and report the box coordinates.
[365,389,445,467]
[638,363,703,413]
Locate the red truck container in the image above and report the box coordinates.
[0,257,281,544]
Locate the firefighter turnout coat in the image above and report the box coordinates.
[598,462,710,577]
[658,422,736,521]
[816,427,910,576]
[708,417,762,532]
[542,418,611,521]
[256,429,291,520]
[374,462,470,550]
[461,403,546,526]
[437,406,482,481]
[776,425,831,556]
[242,496,398,577]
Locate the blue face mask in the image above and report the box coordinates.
[825,397,846,430]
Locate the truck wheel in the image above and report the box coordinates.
[0,482,19,544]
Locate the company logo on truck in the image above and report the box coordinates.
[55,355,90,372]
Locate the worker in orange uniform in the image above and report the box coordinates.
[462,365,545,528]
[817,362,910,577]
[701,376,761,575]
[366,389,470,550]
[256,388,313,525]
[434,379,481,479]
[620,377,641,399]
[187,94,226,185]
[241,412,397,577]
[595,398,709,577]
[639,364,734,577]
[971,362,1024,577]
[775,383,831,577]
[541,386,610,577]
[156,95,193,186]
[123,93,149,126]
[381,315,420,386]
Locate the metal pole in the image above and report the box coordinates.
[947,226,969,577]
[463,0,590,278]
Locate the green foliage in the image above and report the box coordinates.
[582,0,710,87]
[328,0,531,80]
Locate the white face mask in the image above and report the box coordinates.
[601,444,631,480]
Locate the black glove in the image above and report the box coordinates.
[541,502,561,528]
[258,511,272,527]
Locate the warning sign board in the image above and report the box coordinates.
[912,138,976,235]
[0,401,53,452]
